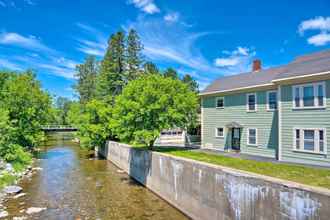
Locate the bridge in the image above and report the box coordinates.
[41,125,78,132]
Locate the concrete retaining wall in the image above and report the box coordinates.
[99,141,330,220]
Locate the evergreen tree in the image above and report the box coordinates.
[182,74,199,93]
[163,68,179,79]
[97,31,126,103]
[74,55,98,104]
[126,29,144,80]
[143,62,159,75]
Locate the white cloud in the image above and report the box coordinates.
[128,0,160,14]
[307,33,330,46]
[214,47,256,73]
[75,23,107,56]
[298,16,330,46]
[0,32,53,52]
[298,16,330,35]
[0,58,23,70]
[164,12,179,23]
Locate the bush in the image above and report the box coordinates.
[1,144,32,165]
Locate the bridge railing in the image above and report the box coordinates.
[41,125,77,130]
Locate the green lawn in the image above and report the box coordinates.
[145,147,330,190]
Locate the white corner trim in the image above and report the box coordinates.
[201,98,204,147]
[278,85,282,160]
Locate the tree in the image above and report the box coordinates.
[182,74,199,93]
[111,74,198,149]
[74,55,98,104]
[55,96,73,125]
[143,62,159,75]
[0,71,53,148]
[97,31,126,103]
[163,68,179,80]
[126,29,144,80]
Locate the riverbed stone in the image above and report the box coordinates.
[32,167,43,171]
[0,210,8,218]
[26,207,46,215]
[3,186,22,195]
[13,193,26,199]
[5,163,14,172]
[13,216,27,220]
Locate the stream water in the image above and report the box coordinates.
[3,132,188,220]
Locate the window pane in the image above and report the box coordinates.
[296,140,300,149]
[217,98,224,108]
[304,130,314,140]
[304,140,315,151]
[249,137,256,145]
[319,130,324,141]
[319,130,324,152]
[295,88,300,107]
[303,86,314,107]
[248,95,255,110]
[249,129,256,136]
[295,130,300,139]
[217,128,223,137]
[318,85,324,106]
[269,92,277,109]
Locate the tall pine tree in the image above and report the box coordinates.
[74,55,98,104]
[97,31,126,103]
[126,29,144,80]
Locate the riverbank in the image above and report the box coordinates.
[100,141,330,220]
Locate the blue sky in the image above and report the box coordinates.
[0,0,330,99]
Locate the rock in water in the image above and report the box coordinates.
[13,217,27,220]
[26,207,46,215]
[13,193,26,199]
[3,185,23,195]
[0,210,8,218]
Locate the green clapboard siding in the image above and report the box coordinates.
[280,80,330,167]
[202,90,277,158]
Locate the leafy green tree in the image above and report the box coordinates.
[111,75,198,149]
[97,31,126,103]
[182,74,199,93]
[126,29,144,80]
[163,68,179,79]
[143,62,159,75]
[74,56,98,104]
[0,71,53,149]
[55,96,73,125]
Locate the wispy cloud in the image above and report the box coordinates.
[0,32,54,52]
[298,16,330,46]
[164,12,179,23]
[214,47,256,74]
[128,0,160,14]
[23,0,36,6]
[75,23,107,56]
[0,1,6,7]
[0,31,78,79]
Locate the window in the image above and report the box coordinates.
[247,128,257,146]
[247,93,257,112]
[293,82,326,109]
[267,91,277,110]
[216,97,224,108]
[294,128,326,154]
[215,127,224,138]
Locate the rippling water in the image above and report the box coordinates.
[4,133,188,220]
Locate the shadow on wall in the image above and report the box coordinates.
[268,111,279,157]
[128,147,152,185]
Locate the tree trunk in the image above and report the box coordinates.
[148,139,155,150]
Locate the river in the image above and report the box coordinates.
[3,133,188,220]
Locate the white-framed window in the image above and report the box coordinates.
[215,127,224,138]
[247,128,257,146]
[292,82,326,109]
[293,128,327,154]
[246,93,257,112]
[267,91,277,111]
[216,97,224,108]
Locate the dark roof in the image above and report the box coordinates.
[201,49,330,95]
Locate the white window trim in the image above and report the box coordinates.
[215,97,225,109]
[293,127,327,155]
[266,90,278,111]
[215,127,225,138]
[247,128,258,146]
[246,93,257,112]
[292,81,326,109]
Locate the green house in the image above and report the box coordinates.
[200,50,330,167]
